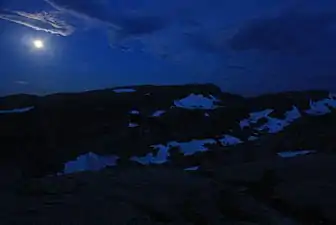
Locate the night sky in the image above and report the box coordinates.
[1,0,336,96]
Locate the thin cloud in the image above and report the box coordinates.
[228,12,336,54]
[0,10,74,36]
[0,0,171,53]
[44,0,121,29]
[45,0,167,37]
[15,80,29,85]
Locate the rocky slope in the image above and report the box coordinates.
[1,154,336,224]
[0,84,334,174]
[0,84,335,224]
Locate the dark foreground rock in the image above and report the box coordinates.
[212,154,336,225]
[0,154,334,225]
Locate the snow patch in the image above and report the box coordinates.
[257,107,302,133]
[130,144,170,165]
[257,117,290,133]
[239,119,250,129]
[133,134,242,165]
[132,139,216,165]
[248,136,258,141]
[277,150,316,158]
[113,88,136,93]
[130,110,140,115]
[130,154,154,165]
[152,110,165,117]
[128,123,139,128]
[168,139,217,155]
[174,94,220,109]
[240,109,273,129]
[0,106,34,114]
[305,96,336,115]
[256,96,336,133]
[238,95,336,134]
[285,106,302,121]
[218,135,242,145]
[63,152,119,174]
[241,106,302,134]
[184,166,199,171]
[249,109,274,122]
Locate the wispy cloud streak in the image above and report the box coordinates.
[44,0,167,36]
[0,10,74,36]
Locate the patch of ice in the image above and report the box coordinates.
[0,106,34,114]
[152,110,166,117]
[184,166,199,171]
[218,135,242,145]
[113,88,136,93]
[174,94,220,109]
[277,150,316,158]
[130,110,140,115]
[128,123,139,128]
[63,152,119,174]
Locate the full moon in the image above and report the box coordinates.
[33,39,44,49]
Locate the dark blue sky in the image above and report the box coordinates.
[1,0,336,96]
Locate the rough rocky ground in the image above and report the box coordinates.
[0,84,335,224]
[0,154,335,224]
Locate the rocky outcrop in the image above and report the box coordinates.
[1,154,335,224]
[0,167,296,224]
[212,154,336,224]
